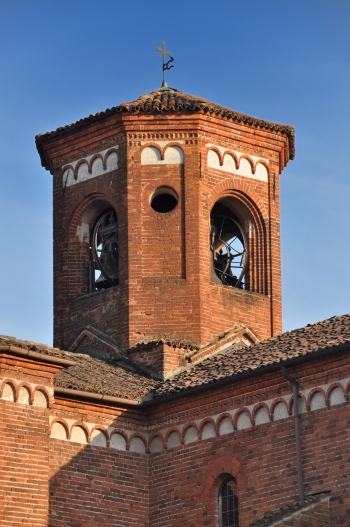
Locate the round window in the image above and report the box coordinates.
[150,188,178,213]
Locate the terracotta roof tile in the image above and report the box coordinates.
[54,353,158,400]
[0,334,69,360]
[35,88,295,164]
[151,314,350,399]
[3,314,349,402]
[0,334,157,400]
[248,490,330,526]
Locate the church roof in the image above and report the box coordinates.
[0,334,157,401]
[151,314,350,399]
[35,87,295,162]
[3,314,349,403]
[54,353,158,400]
[247,490,330,526]
[0,334,74,362]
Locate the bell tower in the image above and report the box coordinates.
[36,86,294,378]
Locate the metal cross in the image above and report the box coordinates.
[155,41,174,87]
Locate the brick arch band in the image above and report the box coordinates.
[202,456,247,500]
[208,181,268,295]
[67,192,118,235]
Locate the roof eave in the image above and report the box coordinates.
[144,342,350,406]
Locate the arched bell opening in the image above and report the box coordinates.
[210,197,257,291]
[90,209,119,291]
[68,197,119,296]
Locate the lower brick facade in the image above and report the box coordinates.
[1,347,349,526]
[49,442,148,527]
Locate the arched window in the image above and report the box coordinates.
[210,200,248,289]
[219,478,239,527]
[90,209,119,291]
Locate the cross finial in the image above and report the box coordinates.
[155,41,174,88]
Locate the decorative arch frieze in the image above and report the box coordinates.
[61,145,119,188]
[206,146,270,182]
[141,143,184,165]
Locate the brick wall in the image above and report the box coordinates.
[45,109,286,370]
[0,400,50,526]
[145,352,350,526]
[1,350,349,526]
[49,440,149,527]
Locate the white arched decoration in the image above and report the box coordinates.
[141,145,184,165]
[62,146,119,187]
[207,148,269,182]
[110,433,127,450]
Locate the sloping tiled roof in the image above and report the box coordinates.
[151,314,350,399]
[0,334,157,400]
[3,314,349,403]
[55,353,158,400]
[248,490,329,526]
[35,88,295,161]
[0,334,70,360]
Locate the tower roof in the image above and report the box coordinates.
[35,88,295,166]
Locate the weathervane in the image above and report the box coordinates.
[155,41,174,88]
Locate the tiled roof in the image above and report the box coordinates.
[151,314,350,399]
[35,88,295,160]
[0,334,157,400]
[248,490,329,526]
[55,353,158,400]
[0,334,70,360]
[3,314,349,403]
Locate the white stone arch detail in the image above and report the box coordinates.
[218,417,234,435]
[150,436,165,453]
[184,426,199,444]
[201,421,216,439]
[236,411,252,430]
[77,161,89,181]
[51,422,68,440]
[167,430,181,448]
[129,436,146,453]
[70,426,87,444]
[254,162,269,181]
[17,386,30,405]
[33,389,48,408]
[207,149,220,168]
[222,153,237,172]
[141,146,161,165]
[109,432,126,450]
[238,157,253,177]
[164,145,184,164]
[255,407,270,425]
[106,151,118,171]
[329,386,346,406]
[310,391,326,411]
[91,156,104,176]
[90,429,107,447]
[2,383,15,401]
[273,402,289,420]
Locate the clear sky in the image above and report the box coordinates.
[0,1,349,346]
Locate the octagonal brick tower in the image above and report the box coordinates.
[36,87,294,378]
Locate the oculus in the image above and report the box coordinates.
[151,187,178,213]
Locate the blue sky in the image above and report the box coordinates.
[0,1,349,345]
